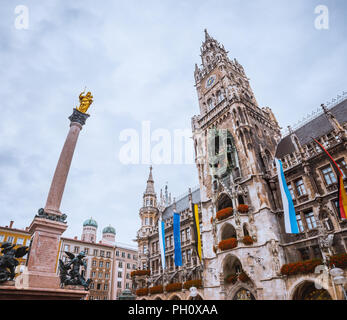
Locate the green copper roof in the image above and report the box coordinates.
[83,217,98,228]
[103,225,116,234]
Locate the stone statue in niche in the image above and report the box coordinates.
[249,223,257,242]
[268,240,280,275]
[236,226,243,240]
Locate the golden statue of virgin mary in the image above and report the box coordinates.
[77,90,93,114]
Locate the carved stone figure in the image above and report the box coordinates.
[0,242,28,283]
[249,223,257,242]
[236,226,243,239]
[77,90,93,114]
[59,251,92,290]
[268,240,280,275]
[248,211,255,224]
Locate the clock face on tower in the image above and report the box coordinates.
[205,75,216,89]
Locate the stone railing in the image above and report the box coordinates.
[282,135,342,171]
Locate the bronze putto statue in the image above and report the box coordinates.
[59,251,92,290]
[0,242,28,283]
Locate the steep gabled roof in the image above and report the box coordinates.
[162,188,200,220]
[275,99,347,159]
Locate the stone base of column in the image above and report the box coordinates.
[0,283,88,300]
[26,216,67,282]
[15,270,60,290]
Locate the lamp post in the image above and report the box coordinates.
[330,265,347,300]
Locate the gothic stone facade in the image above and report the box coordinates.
[134,167,204,300]
[191,30,347,300]
[133,31,347,300]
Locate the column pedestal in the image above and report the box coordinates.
[16,217,67,290]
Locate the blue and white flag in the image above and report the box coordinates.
[173,212,183,266]
[158,217,166,269]
[275,158,299,234]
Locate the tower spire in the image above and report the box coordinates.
[144,165,155,195]
[204,28,211,41]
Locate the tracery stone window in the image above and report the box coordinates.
[208,129,239,179]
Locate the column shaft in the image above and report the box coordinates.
[44,123,82,215]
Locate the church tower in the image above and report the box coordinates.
[192,30,286,300]
[82,217,98,243]
[137,166,159,270]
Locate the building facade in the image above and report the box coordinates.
[133,167,204,300]
[134,30,347,300]
[191,30,347,300]
[57,218,138,300]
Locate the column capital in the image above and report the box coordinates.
[68,108,90,127]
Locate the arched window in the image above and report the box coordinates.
[238,195,245,205]
[214,134,220,155]
[221,224,237,240]
[217,194,233,211]
[223,255,243,278]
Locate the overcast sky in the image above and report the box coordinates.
[0,0,346,246]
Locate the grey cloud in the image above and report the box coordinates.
[0,0,346,243]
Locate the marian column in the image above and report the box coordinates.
[17,91,93,293]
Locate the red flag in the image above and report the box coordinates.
[313,138,347,220]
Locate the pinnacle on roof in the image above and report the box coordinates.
[144,166,155,195]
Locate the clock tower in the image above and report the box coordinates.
[192,30,287,300]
